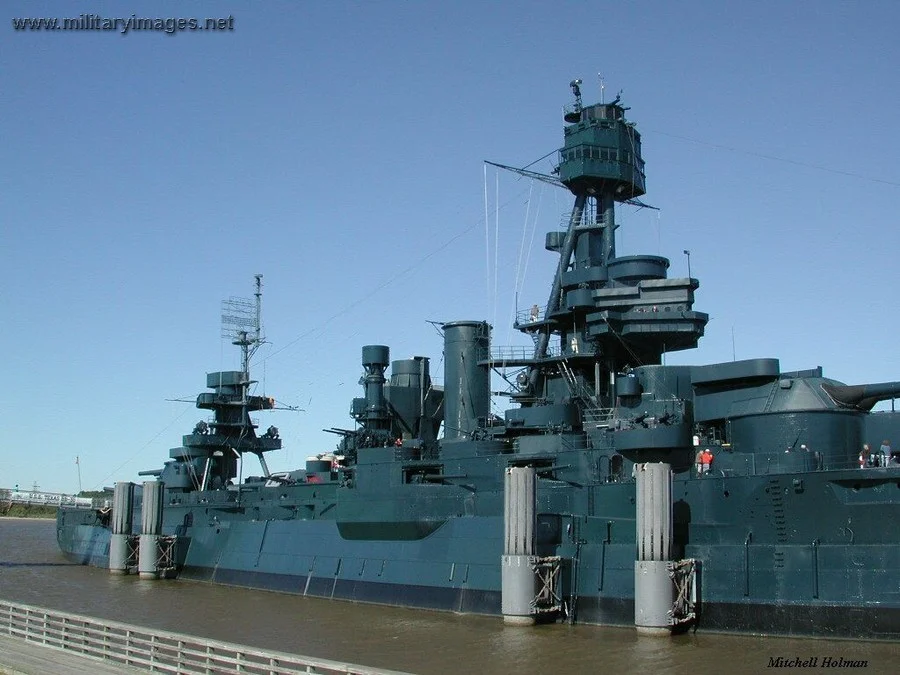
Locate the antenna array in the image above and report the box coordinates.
[221,295,258,343]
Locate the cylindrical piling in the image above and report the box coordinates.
[138,481,165,579]
[501,466,538,625]
[634,462,675,634]
[109,482,134,575]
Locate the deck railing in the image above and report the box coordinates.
[0,599,409,675]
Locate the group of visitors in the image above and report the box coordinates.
[694,440,897,473]
[859,440,899,468]
[695,448,714,476]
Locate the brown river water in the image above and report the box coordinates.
[0,518,896,674]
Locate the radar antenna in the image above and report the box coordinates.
[221,274,265,376]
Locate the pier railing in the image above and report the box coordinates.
[0,599,408,675]
[0,487,93,509]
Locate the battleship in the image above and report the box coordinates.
[58,82,900,640]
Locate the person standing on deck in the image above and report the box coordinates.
[859,444,871,468]
[880,440,891,468]
[699,448,714,475]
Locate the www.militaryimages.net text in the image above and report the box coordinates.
[11,13,235,35]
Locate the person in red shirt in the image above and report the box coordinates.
[699,449,713,475]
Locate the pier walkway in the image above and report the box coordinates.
[0,599,410,675]
[0,633,147,675]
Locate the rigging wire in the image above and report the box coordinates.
[520,149,559,172]
[515,181,535,297]
[261,183,534,367]
[518,182,543,305]
[647,129,900,188]
[655,209,661,256]
[507,180,535,346]
[484,163,492,323]
[602,317,646,375]
[493,170,500,331]
[93,404,194,490]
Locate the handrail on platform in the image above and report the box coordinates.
[0,599,408,675]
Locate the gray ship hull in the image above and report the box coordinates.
[58,465,900,640]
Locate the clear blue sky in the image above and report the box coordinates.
[3,1,899,493]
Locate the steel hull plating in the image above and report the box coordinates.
[57,468,900,641]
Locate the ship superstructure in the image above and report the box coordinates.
[143,275,282,494]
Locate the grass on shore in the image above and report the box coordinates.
[0,504,58,519]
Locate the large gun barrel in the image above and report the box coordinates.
[821,381,900,411]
